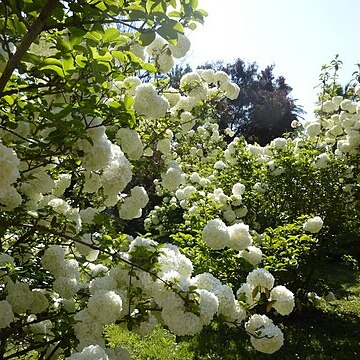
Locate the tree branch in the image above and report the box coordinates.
[0,0,60,95]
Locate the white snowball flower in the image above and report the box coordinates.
[53,277,79,299]
[232,182,245,196]
[6,281,34,314]
[223,209,236,223]
[79,207,97,224]
[332,95,343,108]
[215,284,239,321]
[202,218,230,250]
[146,37,174,73]
[123,76,141,95]
[303,216,323,233]
[270,137,287,149]
[164,87,181,107]
[87,290,123,325]
[214,160,226,170]
[89,274,118,295]
[161,305,203,336]
[29,289,49,314]
[48,198,71,215]
[322,99,337,113]
[239,246,263,266]
[52,174,71,197]
[73,309,104,350]
[41,245,66,277]
[102,144,133,197]
[161,165,183,191]
[180,72,208,100]
[270,285,295,315]
[236,283,260,306]
[180,111,195,132]
[246,268,275,290]
[0,143,21,189]
[157,138,171,154]
[116,128,143,160]
[227,223,253,251]
[132,313,158,336]
[305,121,321,138]
[214,71,230,86]
[197,69,215,84]
[83,172,102,193]
[222,82,240,100]
[0,186,22,211]
[191,272,222,293]
[133,83,169,118]
[354,84,360,96]
[119,186,149,220]
[130,186,149,208]
[168,34,191,58]
[314,153,330,169]
[197,289,219,325]
[245,314,284,354]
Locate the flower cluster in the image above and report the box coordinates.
[201,218,262,265]
[0,143,22,210]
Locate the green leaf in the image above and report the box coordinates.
[56,36,72,51]
[169,0,177,8]
[141,62,157,72]
[93,49,112,61]
[3,95,15,105]
[22,53,42,65]
[84,31,102,42]
[172,21,184,34]
[102,28,120,43]
[43,58,63,67]
[128,9,148,20]
[75,55,87,68]
[124,94,134,109]
[188,22,197,30]
[138,32,156,46]
[93,61,111,73]
[112,50,126,62]
[157,19,184,43]
[126,4,146,11]
[39,65,64,77]
[63,56,76,72]
[168,11,181,17]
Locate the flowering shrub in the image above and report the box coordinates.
[0,0,303,358]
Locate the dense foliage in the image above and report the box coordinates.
[0,1,359,359]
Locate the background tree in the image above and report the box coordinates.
[170,59,304,145]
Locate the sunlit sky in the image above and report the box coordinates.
[183,0,360,120]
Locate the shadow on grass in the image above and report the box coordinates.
[186,307,360,360]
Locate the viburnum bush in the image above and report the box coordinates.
[144,63,360,303]
[0,0,300,358]
[0,1,359,359]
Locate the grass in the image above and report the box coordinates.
[108,261,360,359]
[106,325,195,360]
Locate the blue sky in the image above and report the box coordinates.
[184,0,360,120]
